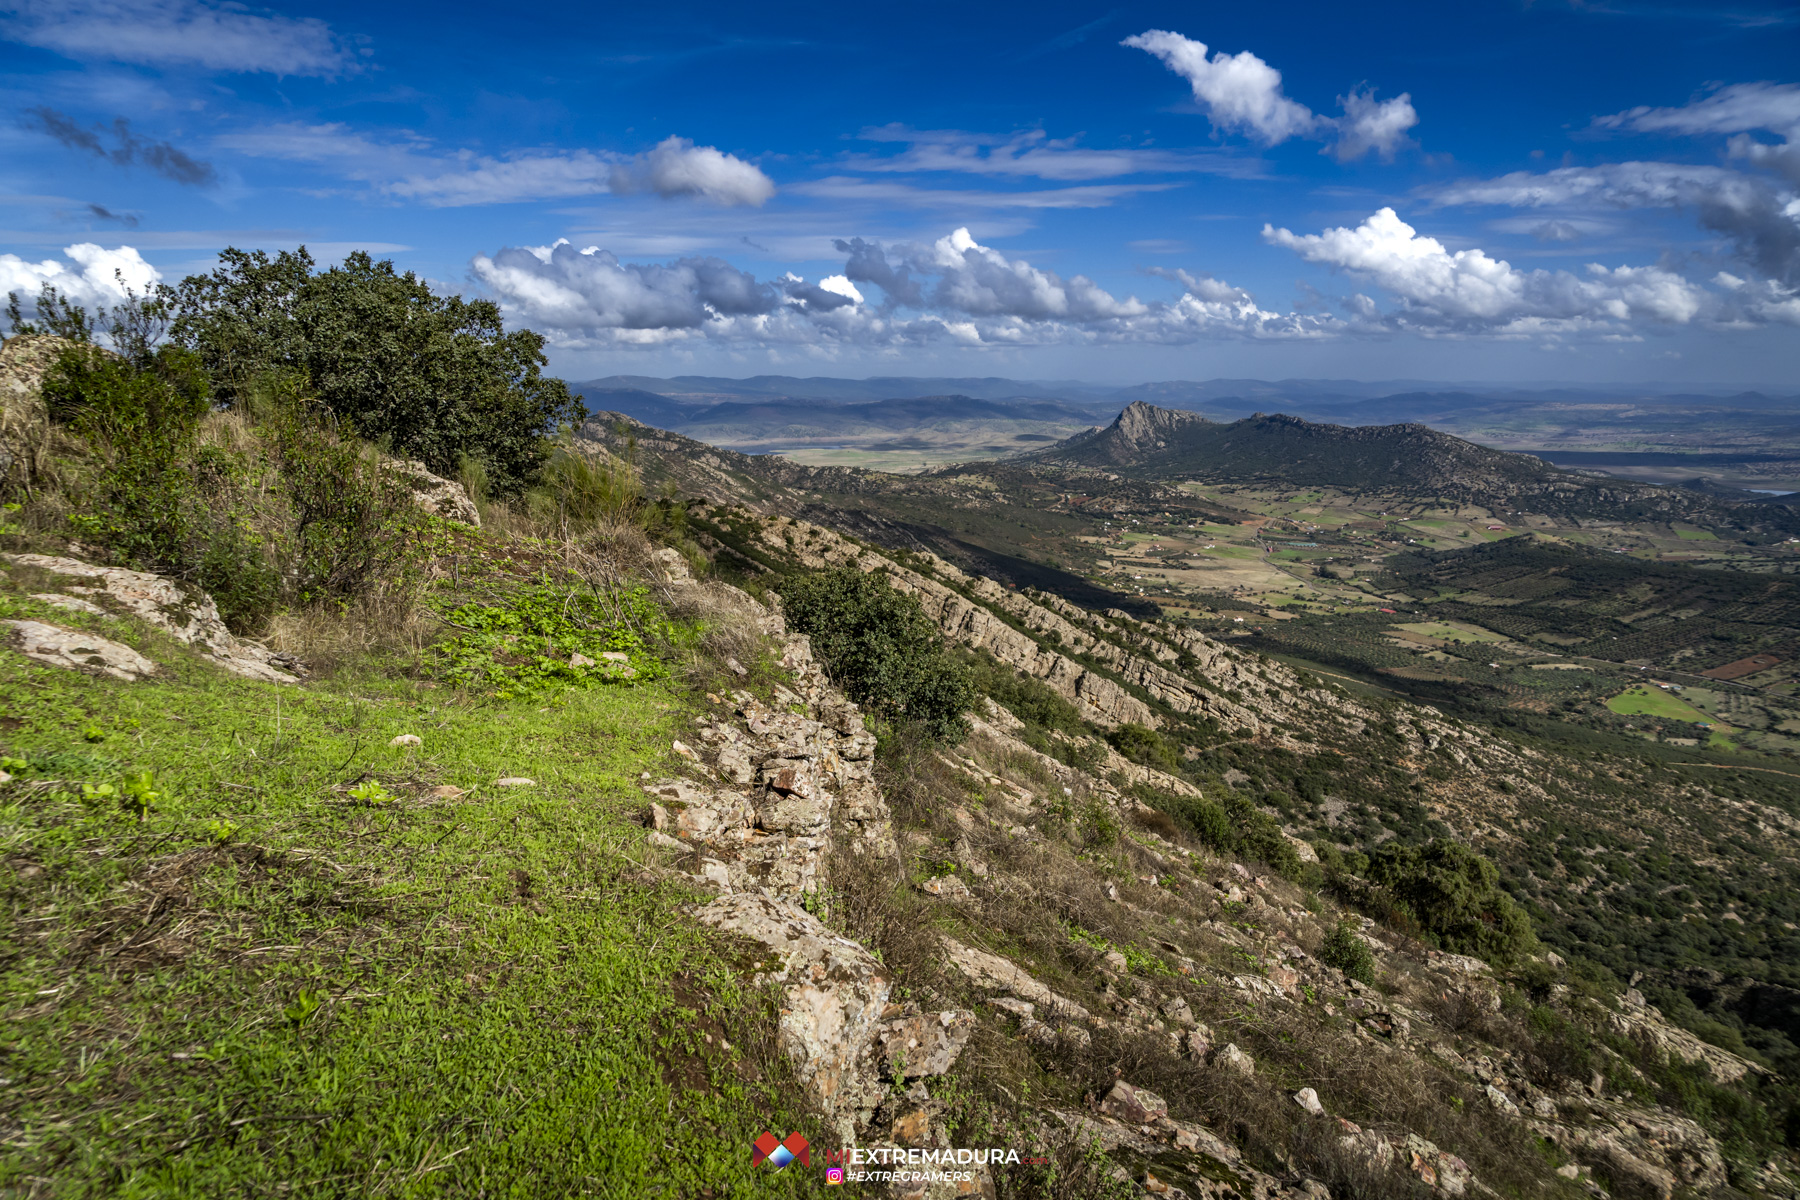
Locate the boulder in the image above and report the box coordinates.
[384,458,480,527]
[5,619,156,680]
[694,891,890,1135]
[1099,1080,1169,1125]
[4,555,297,683]
[1212,1043,1255,1076]
[877,1010,975,1079]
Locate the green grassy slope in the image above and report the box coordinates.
[0,592,826,1198]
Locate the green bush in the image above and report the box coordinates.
[1319,917,1376,984]
[1106,722,1179,772]
[780,567,975,742]
[169,248,582,495]
[256,383,426,606]
[43,343,282,632]
[1366,839,1537,963]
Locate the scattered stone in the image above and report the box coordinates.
[989,996,1035,1019]
[390,734,422,747]
[920,874,971,899]
[1183,1027,1212,1062]
[1099,1080,1168,1125]
[1103,950,1129,973]
[383,458,481,526]
[569,652,596,668]
[601,650,631,663]
[426,785,465,799]
[1212,1043,1255,1076]
[878,1010,975,1079]
[496,776,535,787]
[1295,1087,1325,1116]
[1556,1165,1581,1180]
[725,656,748,676]
[648,830,688,851]
[672,739,697,760]
[4,619,156,680]
[1484,1084,1520,1115]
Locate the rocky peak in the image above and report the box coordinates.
[1107,400,1208,454]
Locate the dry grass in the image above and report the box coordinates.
[265,593,438,676]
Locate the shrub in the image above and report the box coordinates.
[1106,722,1179,772]
[1366,839,1537,963]
[257,383,426,605]
[1320,917,1376,984]
[43,342,282,631]
[169,248,582,494]
[780,567,975,742]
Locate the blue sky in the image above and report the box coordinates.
[2,0,1798,384]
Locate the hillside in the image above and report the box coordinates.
[1032,402,1800,534]
[10,274,1800,1199]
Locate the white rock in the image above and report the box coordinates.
[496,776,536,787]
[31,593,106,615]
[672,739,697,760]
[694,892,890,1135]
[569,652,596,668]
[648,830,688,851]
[1294,1087,1325,1116]
[1213,1043,1255,1076]
[4,555,296,683]
[390,734,422,747]
[4,619,156,680]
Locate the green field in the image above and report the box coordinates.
[1395,621,1507,644]
[1675,528,1720,541]
[1606,684,1715,724]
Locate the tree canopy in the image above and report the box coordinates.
[1367,839,1536,963]
[168,248,581,494]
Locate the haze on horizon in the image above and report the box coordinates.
[1,0,1797,386]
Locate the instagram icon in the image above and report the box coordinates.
[826,1167,845,1185]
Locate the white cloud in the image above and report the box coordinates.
[1430,162,1800,284]
[1597,82,1800,138]
[789,176,1177,209]
[473,226,1333,350]
[1122,30,1320,144]
[610,137,775,207]
[1333,88,1419,162]
[1714,271,1800,325]
[1122,29,1417,161]
[847,124,1261,180]
[0,0,355,75]
[0,243,159,312]
[1264,207,1706,332]
[219,124,774,208]
[1597,83,1800,187]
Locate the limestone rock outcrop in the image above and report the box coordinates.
[4,554,298,683]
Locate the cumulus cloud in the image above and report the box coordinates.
[0,242,159,311]
[1123,29,1417,161]
[1432,162,1800,285]
[472,226,1333,350]
[0,0,355,75]
[220,124,773,208]
[1264,207,1706,333]
[23,106,216,186]
[608,137,775,206]
[1122,30,1320,144]
[1333,88,1419,162]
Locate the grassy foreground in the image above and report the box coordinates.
[0,593,827,1198]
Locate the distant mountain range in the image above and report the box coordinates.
[568,374,1800,487]
[1025,401,1800,530]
